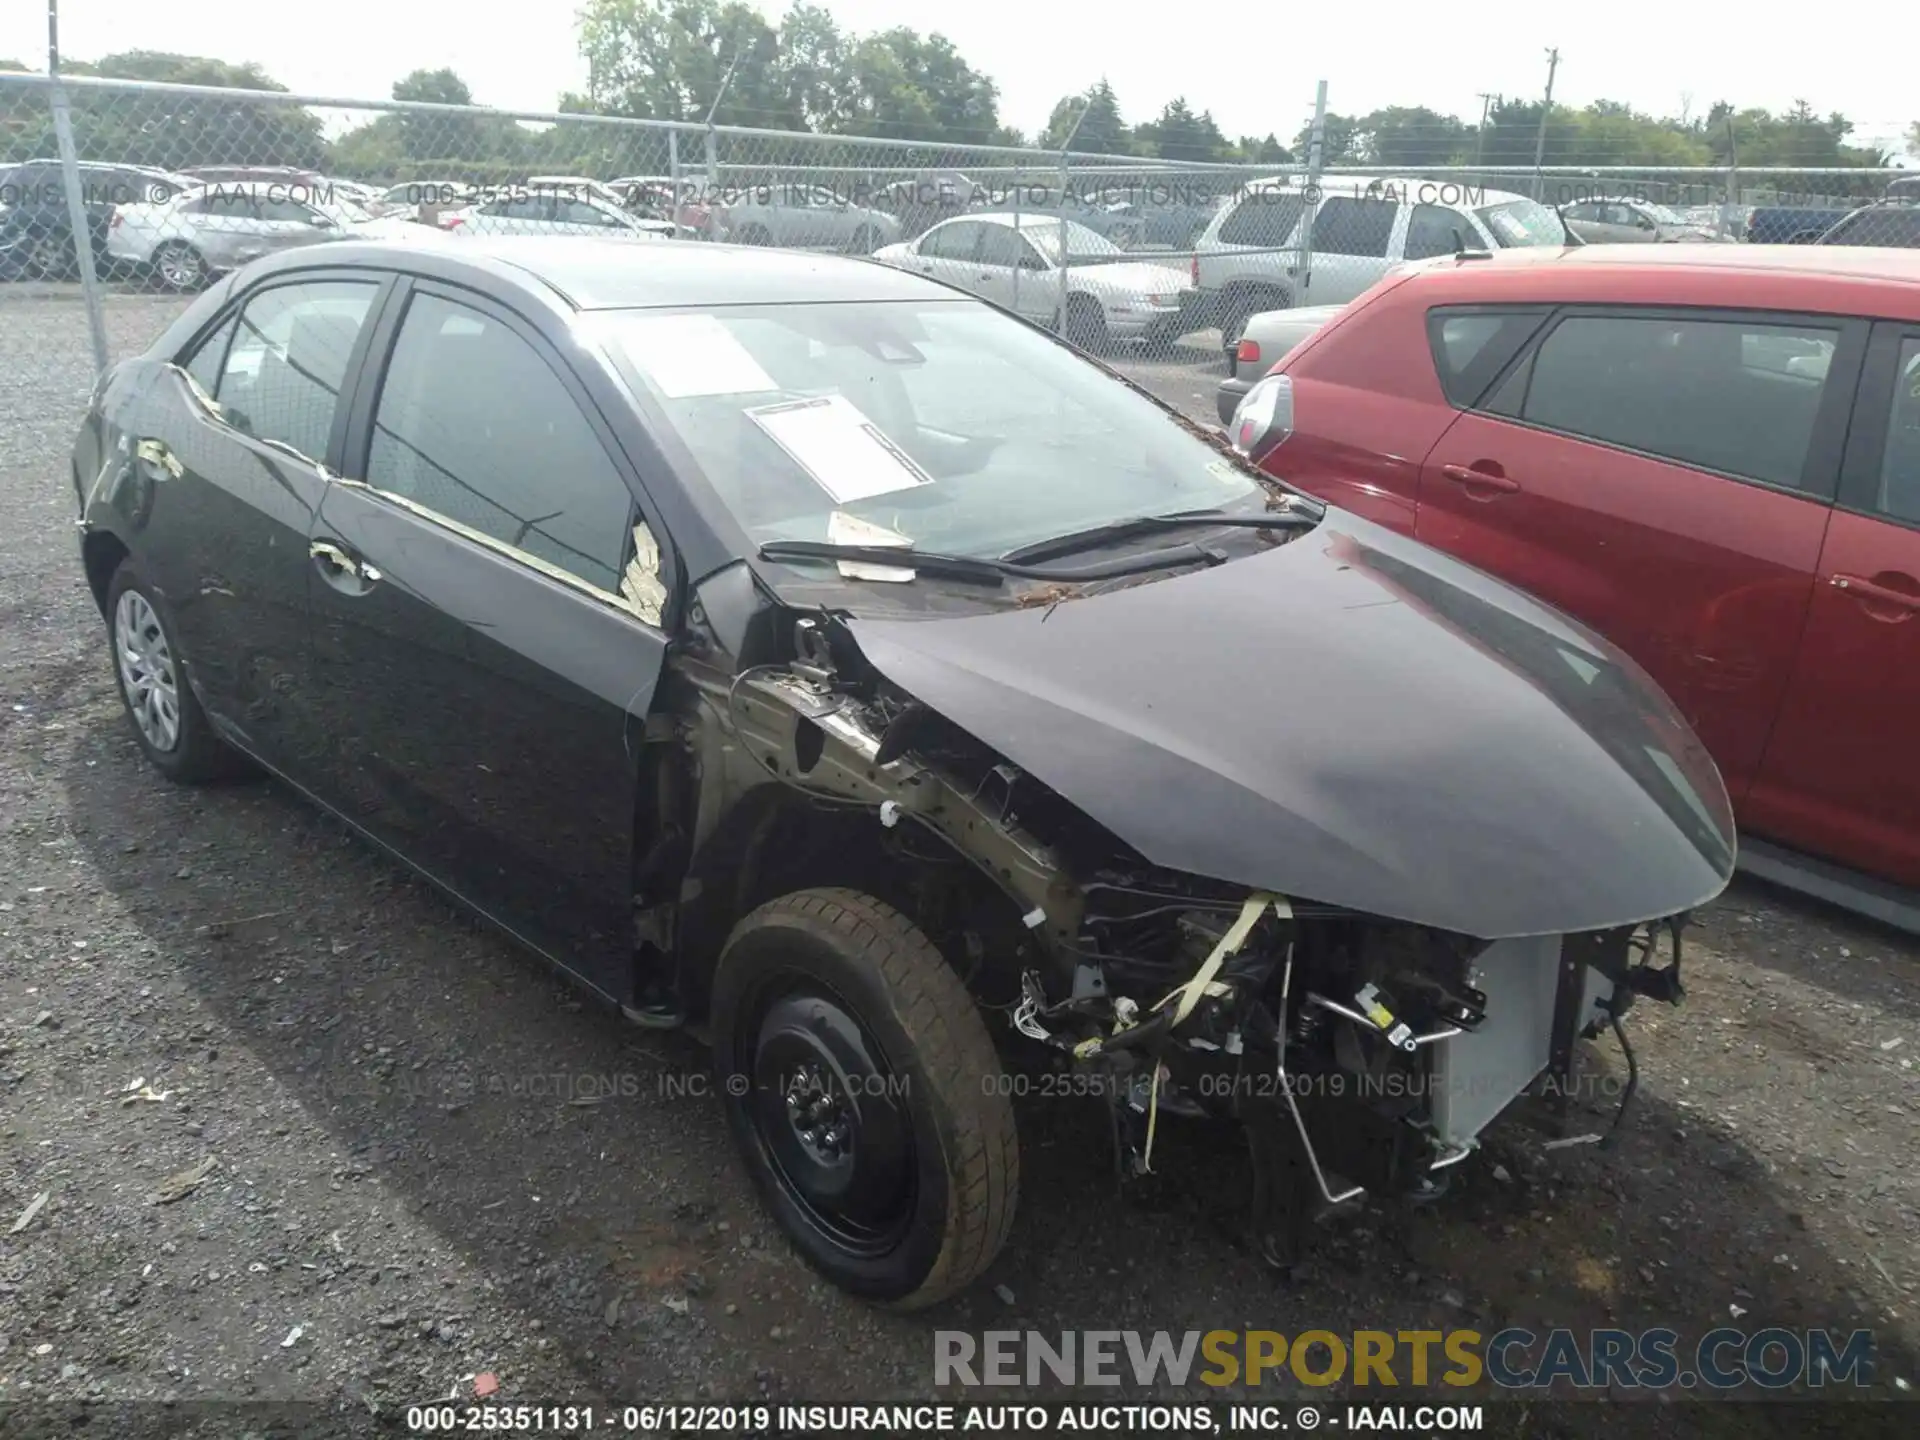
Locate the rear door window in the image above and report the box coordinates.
[214,280,377,460]
[978,225,1037,268]
[1518,312,1845,492]
[1310,196,1396,257]
[1822,207,1920,248]
[1218,192,1305,248]
[1405,203,1472,261]
[922,221,983,260]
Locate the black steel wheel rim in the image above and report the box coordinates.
[735,968,916,1258]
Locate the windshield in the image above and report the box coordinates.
[596,300,1264,563]
[1476,198,1569,247]
[1019,218,1123,262]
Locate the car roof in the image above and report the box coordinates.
[957,212,1078,227]
[1385,242,1920,318]
[1235,173,1534,205]
[259,235,967,310]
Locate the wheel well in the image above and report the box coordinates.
[671,783,1031,1022]
[81,531,129,617]
[1224,280,1290,308]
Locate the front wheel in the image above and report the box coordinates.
[1063,294,1108,351]
[712,888,1018,1309]
[152,241,207,292]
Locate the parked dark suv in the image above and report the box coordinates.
[0,160,192,280]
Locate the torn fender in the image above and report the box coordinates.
[845,508,1735,940]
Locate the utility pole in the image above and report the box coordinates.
[1531,49,1559,201]
[48,0,109,372]
[1474,91,1499,167]
[703,47,742,211]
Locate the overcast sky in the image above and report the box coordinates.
[5,0,1912,157]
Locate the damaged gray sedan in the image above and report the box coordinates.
[70,237,1734,1308]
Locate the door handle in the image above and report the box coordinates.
[1440,463,1521,495]
[311,540,382,586]
[1830,572,1920,618]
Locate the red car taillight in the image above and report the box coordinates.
[1190,253,1200,286]
[1235,338,1261,366]
[440,215,465,230]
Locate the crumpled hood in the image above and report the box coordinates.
[847,509,1735,939]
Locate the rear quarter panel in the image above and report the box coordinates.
[1258,276,1444,533]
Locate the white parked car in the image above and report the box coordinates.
[107,184,424,290]
[872,212,1193,348]
[527,175,633,211]
[437,191,673,240]
[1192,174,1573,347]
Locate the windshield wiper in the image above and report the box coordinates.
[756,539,1227,585]
[999,508,1318,566]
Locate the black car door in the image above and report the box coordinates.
[112,271,388,769]
[305,281,672,1000]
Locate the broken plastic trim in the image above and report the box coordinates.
[1303,992,1464,1049]
[621,520,669,625]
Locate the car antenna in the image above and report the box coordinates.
[1554,202,1587,246]
[1450,227,1493,261]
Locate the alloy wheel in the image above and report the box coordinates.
[114,590,181,753]
[156,245,201,290]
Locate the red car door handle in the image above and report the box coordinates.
[1440,463,1520,494]
[1830,573,1920,616]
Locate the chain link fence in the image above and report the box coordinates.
[4,69,1915,378]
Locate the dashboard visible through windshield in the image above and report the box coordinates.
[594,300,1266,565]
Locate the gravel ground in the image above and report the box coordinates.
[1,290,1916,1438]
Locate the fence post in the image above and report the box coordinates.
[1295,80,1327,310]
[49,77,109,374]
[1058,149,1072,332]
[1721,115,1740,240]
[668,128,683,237]
[1011,161,1023,315]
[704,124,719,237]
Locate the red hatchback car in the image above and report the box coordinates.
[1227,245,1920,924]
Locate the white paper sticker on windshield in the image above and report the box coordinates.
[616,313,777,398]
[827,511,916,582]
[748,394,934,505]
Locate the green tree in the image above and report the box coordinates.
[840,28,1002,143]
[1134,98,1231,162]
[391,67,483,160]
[578,0,789,127]
[1234,133,1292,165]
[777,3,854,132]
[1708,102,1887,167]
[1042,80,1127,153]
[1347,107,1471,167]
[18,51,326,168]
